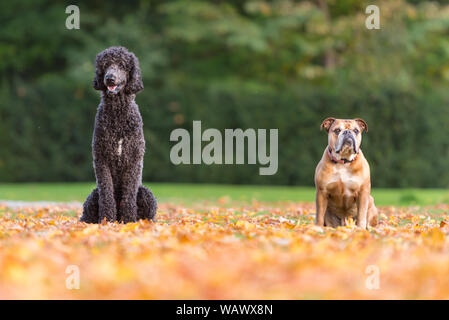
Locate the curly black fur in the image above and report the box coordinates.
[80,46,157,224]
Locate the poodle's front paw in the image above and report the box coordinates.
[119,202,138,223]
[120,213,138,224]
[98,208,117,223]
[98,214,117,224]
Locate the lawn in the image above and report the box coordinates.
[0,183,449,206]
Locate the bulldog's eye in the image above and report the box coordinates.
[334,129,341,135]
[354,129,359,134]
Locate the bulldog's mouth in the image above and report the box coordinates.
[335,134,357,154]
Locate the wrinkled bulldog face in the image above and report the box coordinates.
[320,118,368,160]
[104,64,127,95]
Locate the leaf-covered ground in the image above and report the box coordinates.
[0,201,449,299]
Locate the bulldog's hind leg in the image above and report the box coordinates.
[324,210,341,228]
[80,188,99,223]
[367,196,378,227]
[137,185,157,221]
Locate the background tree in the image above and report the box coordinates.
[1,0,449,187]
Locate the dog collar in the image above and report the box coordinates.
[327,147,356,164]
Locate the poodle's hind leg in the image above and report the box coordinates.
[80,188,99,223]
[137,185,157,221]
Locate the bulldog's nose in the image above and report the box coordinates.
[343,130,351,135]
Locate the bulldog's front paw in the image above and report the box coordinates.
[356,221,368,230]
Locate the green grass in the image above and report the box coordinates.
[0,183,448,206]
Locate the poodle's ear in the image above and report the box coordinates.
[92,50,107,91]
[125,52,144,94]
[92,69,106,91]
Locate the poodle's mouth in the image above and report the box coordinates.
[107,85,118,92]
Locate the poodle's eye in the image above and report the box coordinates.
[354,129,359,134]
[334,128,341,135]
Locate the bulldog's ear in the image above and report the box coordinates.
[320,117,336,132]
[355,118,368,132]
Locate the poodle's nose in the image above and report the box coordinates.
[105,74,115,84]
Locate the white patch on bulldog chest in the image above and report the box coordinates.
[327,165,361,195]
[117,139,123,156]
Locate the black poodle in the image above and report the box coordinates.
[80,46,157,224]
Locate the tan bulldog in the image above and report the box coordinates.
[314,118,378,229]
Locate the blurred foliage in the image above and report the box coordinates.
[1,0,449,187]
